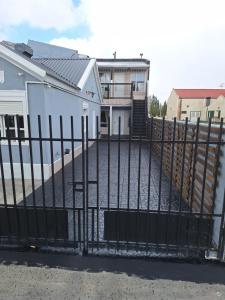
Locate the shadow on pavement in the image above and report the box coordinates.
[0,250,224,285]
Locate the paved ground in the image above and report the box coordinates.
[0,250,224,300]
[1,141,183,210]
[0,141,189,245]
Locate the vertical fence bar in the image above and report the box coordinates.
[96,116,99,248]
[70,116,76,249]
[126,120,132,252]
[219,225,225,261]
[189,118,200,211]
[187,118,200,249]
[175,117,188,249]
[81,116,86,254]
[197,118,211,250]
[116,117,121,250]
[59,116,67,245]
[48,116,58,241]
[165,117,176,252]
[145,117,153,254]
[78,209,81,246]
[38,115,48,242]
[5,115,20,241]
[107,117,111,250]
[0,131,11,240]
[27,115,39,239]
[135,135,142,252]
[137,136,142,210]
[158,117,165,211]
[85,116,89,253]
[178,118,188,211]
[127,123,131,210]
[107,116,111,210]
[207,118,223,249]
[147,117,153,211]
[218,188,225,260]
[60,116,66,209]
[91,208,95,249]
[155,117,165,248]
[16,115,29,241]
[117,117,121,209]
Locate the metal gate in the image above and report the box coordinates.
[0,115,225,260]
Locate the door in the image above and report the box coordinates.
[112,110,124,135]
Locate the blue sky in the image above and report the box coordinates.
[3,0,91,44]
[7,23,91,44]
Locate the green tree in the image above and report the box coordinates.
[161,100,167,117]
[149,95,160,117]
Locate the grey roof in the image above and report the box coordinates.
[28,40,79,59]
[32,58,90,88]
[0,41,91,89]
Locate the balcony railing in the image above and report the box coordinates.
[101,83,133,99]
[101,82,147,100]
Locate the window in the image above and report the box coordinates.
[208,111,214,119]
[181,111,187,114]
[131,72,145,92]
[0,115,25,140]
[101,85,110,98]
[99,72,111,83]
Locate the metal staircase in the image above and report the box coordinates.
[132,99,147,137]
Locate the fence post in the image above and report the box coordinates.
[218,189,225,261]
[211,124,225,261]
[81,116,87,255]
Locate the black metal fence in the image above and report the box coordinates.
[0,115,225,260]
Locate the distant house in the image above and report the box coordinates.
[167,89,225,122]
[0,41,102,179]
[97,58,150,136]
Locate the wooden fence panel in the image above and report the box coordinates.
[147,118,223,214]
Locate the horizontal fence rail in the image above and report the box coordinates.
[0,114,225,260]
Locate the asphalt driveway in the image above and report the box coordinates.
[20,141,183,210]
[0,250,224,300]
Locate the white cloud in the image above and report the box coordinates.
[49,0,225,101]
[1,0,225,100]
[0,0,85,32]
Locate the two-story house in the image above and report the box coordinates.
[97,58,150,136]
[167,89,225,122]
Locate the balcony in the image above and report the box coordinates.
[101,83,133,99]
[101,82,146,100]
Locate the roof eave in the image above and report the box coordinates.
[77,58,96,90]
[0,44,46,80]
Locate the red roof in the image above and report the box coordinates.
[174,89,225,99]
